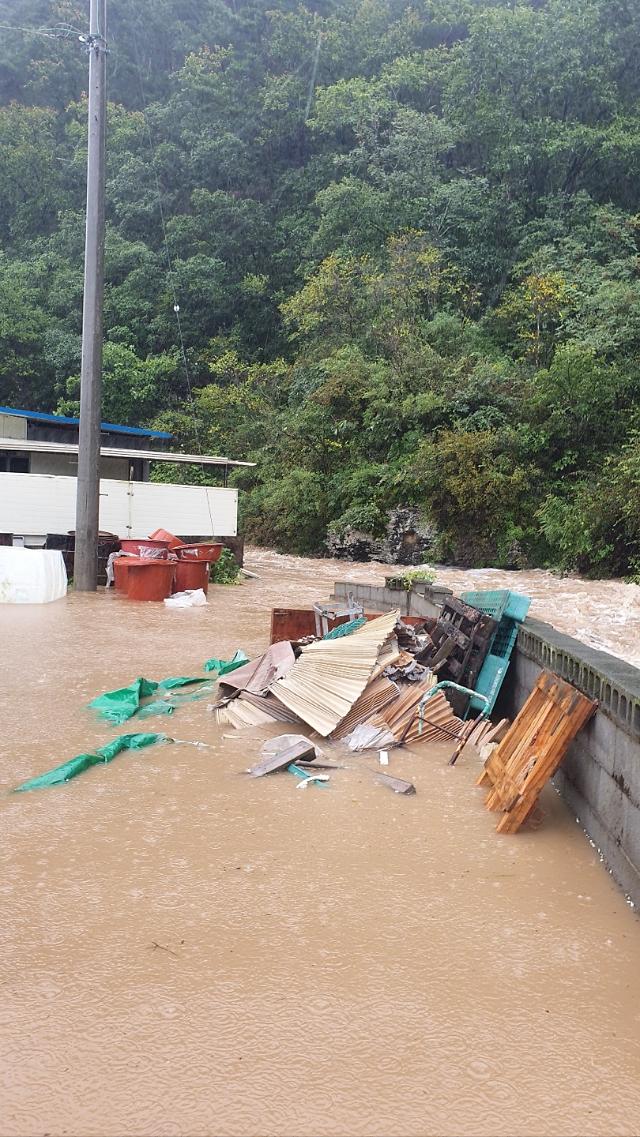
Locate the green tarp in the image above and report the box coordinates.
[89,677,158,724]
[89,676,208,724]
[203,650,248,676]
[13,733,170,792]
[158,677,209,690]
[162,684,215,704]
[136,701,175,719]
[323,618,366,639]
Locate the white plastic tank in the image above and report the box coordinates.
[0,547,68,603]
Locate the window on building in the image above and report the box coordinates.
[0,452,30,473]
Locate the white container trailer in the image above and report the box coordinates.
[0,435,253,544]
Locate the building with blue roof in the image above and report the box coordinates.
[0,405,172,441]
[0,405,253,549]
[0,405,172,478]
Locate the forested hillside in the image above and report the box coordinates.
[2,0,640,571]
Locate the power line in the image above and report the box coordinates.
[131,27,199,432]
[0,22,84,39]
[304,31,322,122]
[130,24,219,518]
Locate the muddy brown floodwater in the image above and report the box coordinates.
[2,550,640,1137]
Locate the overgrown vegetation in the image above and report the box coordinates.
[211,546,242,585]
[2,0,640,574]
[387,567,437,589]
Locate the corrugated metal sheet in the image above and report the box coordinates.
[332,676,399,738]
[270,611,401,736]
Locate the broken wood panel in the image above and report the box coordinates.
[480,670,597,832]
[485,691,568,803]
[376,773,416,795]
[248,739,316,777]
[482,718,510,746]
[476,685,555,789]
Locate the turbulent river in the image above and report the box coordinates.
[247,547,640,666]
[1,548,640,1137]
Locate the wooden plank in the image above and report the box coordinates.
[376,773,416,795]
[482,718,510,745]
[247,739,316,777]
[483,684,568,805]
[479,684,557,791]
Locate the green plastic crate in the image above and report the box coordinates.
[468,654,511,714]
[461,589,530,624]
[461,590,531,715]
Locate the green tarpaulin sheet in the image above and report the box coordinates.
[323,617,366,639]
[158,677,209,690]
[13,733,170,792]
[203,650,249,676]
[136,701,175,719]
[90,676,208,723]
[163,684,215,704]
[89,677,158,724]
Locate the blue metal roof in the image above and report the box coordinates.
[0,406,173,440]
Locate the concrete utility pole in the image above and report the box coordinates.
[74,0,107,591]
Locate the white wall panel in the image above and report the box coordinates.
[0,473,238,538]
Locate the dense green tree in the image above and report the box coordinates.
[2,0,640,574]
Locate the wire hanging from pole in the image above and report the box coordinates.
[304,31,322,122]
[0,22,85,38]
[130,25,217,532]
[131,31,200,438]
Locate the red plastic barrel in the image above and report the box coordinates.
[174,559,209,595]
[113,556,135,592]
[147,528,183,550]
[127,560,176,601]
[119,538,171,556]
[114,555,160,593]
[176,542,223,563]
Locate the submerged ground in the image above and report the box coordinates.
[1,550,640,1137]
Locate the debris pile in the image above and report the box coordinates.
[211,609,472,756]
[11,582,600,839]
[208,590,599,833]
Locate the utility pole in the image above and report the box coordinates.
[74,0,107,591]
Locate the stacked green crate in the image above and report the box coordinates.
[460,589,531,715]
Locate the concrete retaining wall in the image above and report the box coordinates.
[511,617,640,907]
[332,578,640,906]
[333,579,453,620]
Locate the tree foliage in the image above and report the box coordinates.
[2,0,640,572]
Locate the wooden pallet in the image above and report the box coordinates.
[476,670,597,833]
[424,598,497,713]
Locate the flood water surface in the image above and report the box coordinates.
[2,553,640,1137]
[247,547,640,666]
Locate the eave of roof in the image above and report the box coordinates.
[0,437,256,468]
[0,405,173,440]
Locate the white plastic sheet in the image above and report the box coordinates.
[0,547,67,604]
[163,588,207,608]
